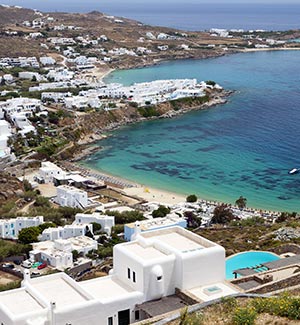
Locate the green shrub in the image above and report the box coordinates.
[186,194,198,203]
[152,205,170,218]
[232,306,257,325]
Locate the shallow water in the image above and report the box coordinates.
[84,51,300,212]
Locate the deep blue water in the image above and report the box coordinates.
[226,251,280,279]
[84,51,300,212]
[2,1,300,31]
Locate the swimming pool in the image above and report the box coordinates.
[226,251,280,280]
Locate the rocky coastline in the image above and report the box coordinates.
[70,89,233,162]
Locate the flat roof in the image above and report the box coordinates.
[0,288,45,315]
[188,282,238,302]
[30,276,89,307]
[80,277,134,301]
[126,216,184,230]
[155,232,203,253]
[125,242,168,260]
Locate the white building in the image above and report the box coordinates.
[74,213,115,235]
[40,56,56,66]
[0,216,44,239]
[0,227,238,325]
[0,97,42,118]
[30,236,97,269]
[55,185,88,209]
[124,215,187,241]
[38,161,65,184]
[39,224,93,241]
[0,120,12,151]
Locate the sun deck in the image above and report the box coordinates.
[125,242,168,260]
[30,276,89,307]
[140,227,216,253]
[154,232,204,253]
[0,288,45,315]
[80,277,136,301]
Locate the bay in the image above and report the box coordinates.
[84,51,300,212]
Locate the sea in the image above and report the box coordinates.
[2,1,300,31]
[84,51,300,212]
[4,0,300,211]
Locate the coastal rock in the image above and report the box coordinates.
[274,227,300,241]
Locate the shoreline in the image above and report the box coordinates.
[68,159,282,215]
[65,52,298,214]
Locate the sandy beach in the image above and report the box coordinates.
[123,186,187,205]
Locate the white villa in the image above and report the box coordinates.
[0,216,44,239]
[55,185,88,209]
[0,120,12,152]
[124,215,187,241]
[0,226,238,325]
[30,236,97,269]
[74,213,115,235]
[0,97,41,117]
[39,224,93,241]
[38,161,65,184]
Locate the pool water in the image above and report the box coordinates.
[226,251,280,280]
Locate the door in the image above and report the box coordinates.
[118,309,130,325]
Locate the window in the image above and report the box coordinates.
[135,310,140,320]
[133,271,136,283]
[127,268,131,279]
[157,276,162,281]
[108,316,113,325]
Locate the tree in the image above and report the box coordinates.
[34,196,51,208]
[211,204,236,225]
[186,194,198,203]
[38,223,56,233]
[72,250,80,261]
[235,196,247,209]
[91,222,102,234]
[184,211,202,228]
[18,227,40,244]
[85,225,94,239]
[152,205,171,218]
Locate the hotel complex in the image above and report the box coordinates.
[0,226,238,325]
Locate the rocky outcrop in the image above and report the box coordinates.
[0,172,24,203]
[274,227,300,241]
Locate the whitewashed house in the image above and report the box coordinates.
[39,224,93,241]
[0,120,12,151]
[0,216,44,239]
[30,236,97,269]
[38,161,66,184]
[0,227,238,324]
[55,185,88,209]
[74,213,115,235]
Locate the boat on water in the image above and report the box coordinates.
[289,168,299,175]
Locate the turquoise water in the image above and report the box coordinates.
[226,251,280,279]
[84,51,300,212]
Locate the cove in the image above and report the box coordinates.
[83,51,300,212]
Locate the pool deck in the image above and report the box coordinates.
[233,254,300,277]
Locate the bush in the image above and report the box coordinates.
[251,294,300,320]
[232,306,257,325]
[106,210,145,224]
[152,205,170,218]
[186,194,198,203]
[18,227,40,244]
[34,196,51,208]
[91,222,102,234]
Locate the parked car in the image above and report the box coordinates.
[13,260,21,265]
[21,260,32,269]
[31,272,41,278]
[2,263,14,269]
[37,262,47,270]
